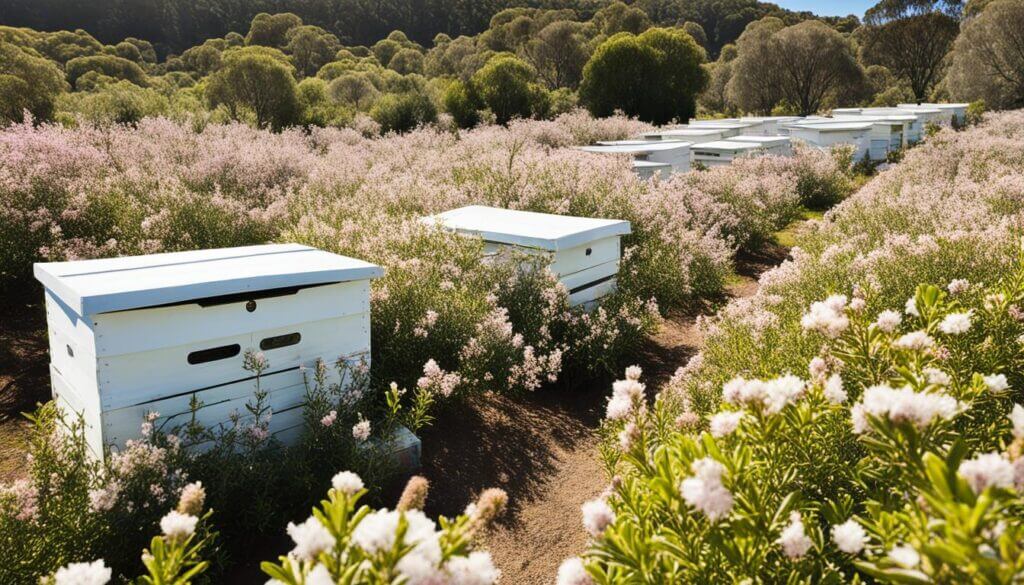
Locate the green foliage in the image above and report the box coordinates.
[471,53,550,124]
[59,80,171,125]
[579,27,707,124]
[442,78,481,128]
[205,47,302,130]
[245,12,302,48]
[0,42,66,122]
[65,54,148,89]
[369,91,437,133]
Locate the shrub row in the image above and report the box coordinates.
[571,111,1024,582]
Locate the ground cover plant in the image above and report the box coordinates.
[568,110,1024,583]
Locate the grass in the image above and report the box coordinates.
[774,209,824,248]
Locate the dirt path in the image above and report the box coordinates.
[416,243,790,584]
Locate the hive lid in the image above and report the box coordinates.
[34,244,384,316]
[693,140,763,152]
[423,206,630,251]
[579,141,691,154]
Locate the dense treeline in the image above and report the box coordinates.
[0,0,1021,134]
[0,0,842,56]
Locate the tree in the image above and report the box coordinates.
[442,79,482,127]
[580,27,706,124]
[946,0,1024,109]
[388,48,424,74]
[699,43,736,114]
[205,47,302,130]
[726,17,786,114]
[594,2,652,35]
[328,73,380,109]
[682,22,708,48]
[522,20,589,89]
[370,92,436,133]
[246,13,302,48]
[860,11,959,100]
[180,44,222,76]
[65,54,148,89]
[771,21,865,115]
[286,25,341,77]
[471,53,550,124]
[0,41,67,122]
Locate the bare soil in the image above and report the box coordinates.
[0,292,49,483]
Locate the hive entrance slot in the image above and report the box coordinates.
[187,343,241,365]
[259,332,301,351]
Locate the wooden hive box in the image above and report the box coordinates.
[34,244,384,456]
[423,206,631,308]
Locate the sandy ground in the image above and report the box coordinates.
[0,293,49,483]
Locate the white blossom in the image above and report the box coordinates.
[888,545,920,569]
[709,410,744,438]
[851,384,960,433]
[1011,404,1024,440]
[287,516,336,561]
[778,512,813,560]
[831,520,867,554]
[556,557,593,585]
[823,374,847,405]
[893,331,934,351]
[904,297,919,317]
[875,310,902,332]
[984,373,1010,393]
[938,311,972,335]
[447,551,500,585]
[680,458,733,522]
[53,559,112,585]
[159,510,198,540]
[958,452,1015,494]
[305,564,334,585]
[331,471,364,495]
[923,367,951,387]
[581,498,615,537]
[801,295,849,337]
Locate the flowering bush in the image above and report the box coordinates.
[39,471,504,585]
[569,254,1024,582]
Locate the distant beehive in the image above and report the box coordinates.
[423,206,631,308]
[34,244,384,456]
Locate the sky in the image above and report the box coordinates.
[772,0,875,17]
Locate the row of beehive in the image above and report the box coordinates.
[35,207,630,457]
[576,103,970,179]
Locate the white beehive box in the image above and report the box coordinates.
[632,160,673,179]
[423,206,630,308]
[691,140,765,167]
[580,141,692,172]
[640,127,729,143]
[739,116,804,135]
[731,135,793,156]
[34,244,384,456]
[688,119,769,136]
[899,103,967,125]
[788,121,873,161]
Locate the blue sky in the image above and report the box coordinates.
[773,1,875,17]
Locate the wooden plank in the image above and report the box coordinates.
[35,244,383,315]
[51,365,104,457]
[568,277,617,307]
[93,281,369,357]
[98,312,370,411]
[425,206,630,252]
[550,237,619,277]
[45,293,100,397]
[559,260,619,292]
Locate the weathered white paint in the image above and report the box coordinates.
[580,141,691,172]
[35,244,383,457]
[424,206,630,307]
[787,122,873,161]
[730,135,793,156]
[691,140,766,167]
[631,160,673,179]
